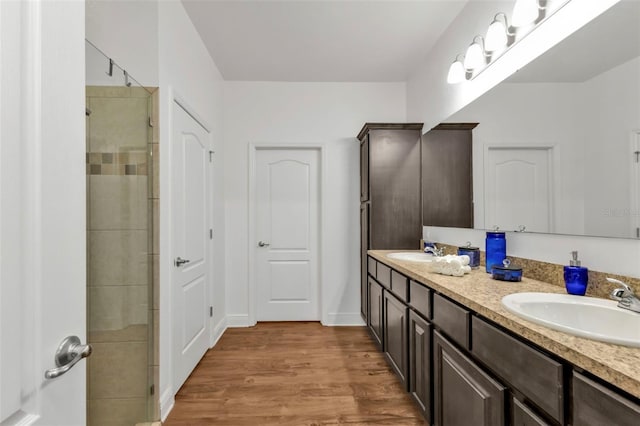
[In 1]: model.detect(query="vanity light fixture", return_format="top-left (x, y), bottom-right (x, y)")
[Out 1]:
top-left (446, 54), bottom-right (466, 84)
top-left (511, 0), bottom-right (540, 27)
top-left (485, 13), bottom-right (514, 52)
top-left (463, 36), bottom-right (488, 71)
top-left (445, 0), bottom-right (570, 85)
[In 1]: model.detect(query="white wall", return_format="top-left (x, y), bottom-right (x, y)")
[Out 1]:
top-left (223, 82), bottom-right (406, 327)
top-left (158, 0), bottom-right (226, 420)
top-left (86, 0), bottom-right (159, 86)
top-left (414, 0), bottom-right (640, 280)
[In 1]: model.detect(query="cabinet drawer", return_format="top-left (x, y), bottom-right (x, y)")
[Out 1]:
top-left (513, 398), bottom-right (551, 426)
top-left (391, 270), bottom-right (408, 302)
top-left (471, 317), bottom-right (564, 423)
top-left (377, 263), bottom-right (391, 289)
top-left (409, 280), bottom-right (431, 319)
top-left (432, 293), bottom-right (470, 349)
top-left (368, 257), bottom-right (376, 279)
top-left (573, 372), bottom-right (640, 426)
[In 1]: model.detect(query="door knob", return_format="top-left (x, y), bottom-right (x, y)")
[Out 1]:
top-left (44, 336), bottom-right (92, 379)
top-left (175, 257), bottom-right (190, 267)
top-left (258, 241), bottom-right (270, 247)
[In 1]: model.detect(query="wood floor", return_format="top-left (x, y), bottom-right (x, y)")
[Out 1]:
top-left (164, 322), bottom-right (426, 425)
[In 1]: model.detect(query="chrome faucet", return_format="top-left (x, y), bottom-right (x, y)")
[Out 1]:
top-left (424, 245), bottom-right (444, 257)
top-left (607, 278), bottom-right (640, 314)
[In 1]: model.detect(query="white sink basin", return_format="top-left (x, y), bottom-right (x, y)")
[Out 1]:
top-left (386, 252), bottom-right (435, 263)
top-left (501, 292), bottom-right (640, 347)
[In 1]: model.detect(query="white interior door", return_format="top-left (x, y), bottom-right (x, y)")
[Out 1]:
top-left (1, 1), bottom-right (87, 425)
top-left (255, 148), bottom-right (320, 321)
top-left (485, 147), bottom-right (553, 233)
top-left (171, 101), bottom-right (211, 392)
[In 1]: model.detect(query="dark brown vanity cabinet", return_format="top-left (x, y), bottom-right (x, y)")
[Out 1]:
top-left (363, 258), bottom-right (640, 426)
top-left (383, 289), bottom-right (409, 389)
top-left (358, 123), bottom-right (422, 323)
top-left (409, 310), bottom-right (432, 421)
top-left (367, 276), bottom-right (383, 350)
top-left (434, 330), bottom-right (506, 426)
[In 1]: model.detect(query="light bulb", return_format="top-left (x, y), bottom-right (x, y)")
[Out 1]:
top-left (463, 38), bottom-right (486, 71)
top-left (447, 57), bottom-right (466, 84)
top-left (485, 19), bottom-right (508, 52)
top-left (512, 0), bottom-right (539, 27)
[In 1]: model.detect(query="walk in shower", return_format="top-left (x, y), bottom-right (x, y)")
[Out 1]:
top-left (85, 40), bottom-right (159, 425)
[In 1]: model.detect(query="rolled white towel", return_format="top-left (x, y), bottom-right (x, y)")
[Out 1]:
top-left (428, 255), bottom-right (471, 277)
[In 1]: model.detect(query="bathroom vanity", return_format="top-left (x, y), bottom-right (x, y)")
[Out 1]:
top-left (366, 250), bottom-right (640, 426)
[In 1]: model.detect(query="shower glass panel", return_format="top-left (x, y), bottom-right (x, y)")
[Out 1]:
top-left (85, 40), bottom-right (155, 426)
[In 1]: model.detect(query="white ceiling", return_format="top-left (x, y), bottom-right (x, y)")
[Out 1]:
top-left (181, 0), bottom-right (468, 82)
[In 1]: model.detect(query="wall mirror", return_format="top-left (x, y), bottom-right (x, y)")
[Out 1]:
top-left (431, 1), bottom-right (640, 239)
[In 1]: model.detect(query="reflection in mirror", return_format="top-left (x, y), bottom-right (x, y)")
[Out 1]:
top-left (441, 1), bottom-right (640, 239)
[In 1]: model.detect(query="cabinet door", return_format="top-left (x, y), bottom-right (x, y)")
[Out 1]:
top-left (422, 125), bottom-right (474, 228)
top-left (434, 331), bottom-right (506, 426)
top-left (360, 204), bottom-right (370, 321)
top-left (360, 135), bottom-right (369, 202)
top-left (409, 310), bottom-right (432, 421)
top-left (369, 129), bottom-right (421, 249)
top-left (383, 290), bottom-right (408, 388)
top-left (367, 277), bottom-right (383, 349)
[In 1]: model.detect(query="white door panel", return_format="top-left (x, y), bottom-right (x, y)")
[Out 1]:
top-left (255, 149), bottom-right (319, 321)
top-left (269, 261), bottom-right (310, 301)
top-left (485, 147), bottom-right (553, 233)
top-left (172, 102), bottom-right (210, 392)
top-left (1, 1), bottom-right (86, 424)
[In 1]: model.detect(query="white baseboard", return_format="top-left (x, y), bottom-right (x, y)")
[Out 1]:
top-left (211, 316), bottom-right (227, 347)
top-left (323, 312), bottom-right (366, 326)
top-left (159, 388), bottom-right (175, 422)
top-left (227, 313), bottom-right (251, 327)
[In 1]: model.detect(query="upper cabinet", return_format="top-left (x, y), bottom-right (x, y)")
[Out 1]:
top-left (358, 123), bottom-right (423, 250)
top-left (422, 123), bottom-right (477, 229)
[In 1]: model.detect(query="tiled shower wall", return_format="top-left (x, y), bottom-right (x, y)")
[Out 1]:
top-left (86, 86), bottom-right (159, 425)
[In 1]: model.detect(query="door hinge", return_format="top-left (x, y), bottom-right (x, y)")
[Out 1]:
top-left (209, 306), bottom-right (213, 317)
top-left (636, 227), bottom-right (639, 238)
top-left (209, 150), bottom-right (215, 162)
top-left (634, 151), bottom-right (640, 163)
top-left (150, 384), bottom-right (155, 396)
top-left (209, 229), bottom-right (213, 239)
top-left (148, 116), bottom-right (154, 128)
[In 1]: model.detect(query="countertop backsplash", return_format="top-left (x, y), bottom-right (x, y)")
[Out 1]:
top-left (434, 242), bottom-right (640, 300)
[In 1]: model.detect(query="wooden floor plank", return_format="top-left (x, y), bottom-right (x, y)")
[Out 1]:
top-left (164, 322), bottom-right (426, 425)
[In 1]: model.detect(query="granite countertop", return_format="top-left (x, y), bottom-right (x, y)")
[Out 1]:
top-left (368, 249), bottom-right (640, 399)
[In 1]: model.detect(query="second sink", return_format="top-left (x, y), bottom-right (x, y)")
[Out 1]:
top-left (386, 252), bottom-right (435, 263)
top-left (501, 292), bottom-right (640, 348)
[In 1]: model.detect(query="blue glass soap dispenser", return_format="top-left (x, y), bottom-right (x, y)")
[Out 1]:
top-left (564, 251), bottom-right (588, 295)
top-left (485, 229), bottom-right (506, 273)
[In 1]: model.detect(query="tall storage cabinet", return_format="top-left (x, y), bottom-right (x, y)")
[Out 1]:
top-left (358, 123), bottom-right (423, 323)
